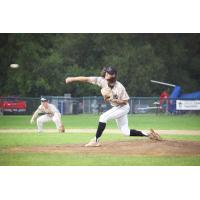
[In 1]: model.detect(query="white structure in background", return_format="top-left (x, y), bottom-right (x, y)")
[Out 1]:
top-left (176, 100), bottom-right (200, 110)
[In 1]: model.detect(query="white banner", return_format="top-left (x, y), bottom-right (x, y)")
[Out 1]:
top-left (176, 100), bottom-right (200, 110)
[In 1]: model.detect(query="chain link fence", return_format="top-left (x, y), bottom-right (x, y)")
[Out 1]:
top-left (0, 96), bottom-right (200, 115)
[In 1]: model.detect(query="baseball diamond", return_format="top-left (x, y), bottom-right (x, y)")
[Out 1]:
top-left (0, 114), bottom-right (200, 166)
top-left (0, 34), bottom-right (200, 167)
top-left (5, 139), bottom-right (200, 156)
top-left (1, 31), bottom-right (200, 200)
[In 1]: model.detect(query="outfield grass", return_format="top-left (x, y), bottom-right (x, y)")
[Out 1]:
top-left (0, 114), bottom-right (200, 166)
top-left (0, 114), bottom-right (200, 130)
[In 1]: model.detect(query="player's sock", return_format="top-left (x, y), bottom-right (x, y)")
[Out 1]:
top-left (130, 129), bottom-right (147, 137)
top-left (95, 122), bottom-right (106, 141)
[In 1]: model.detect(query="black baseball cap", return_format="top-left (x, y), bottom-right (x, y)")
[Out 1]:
top-left (105, 66), bottom-right (117, 76)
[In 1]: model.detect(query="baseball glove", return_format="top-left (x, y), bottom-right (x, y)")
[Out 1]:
top-left (101, 87), bottom-right (113, 101)
top-left (59, 124), bottom-right (65, 133)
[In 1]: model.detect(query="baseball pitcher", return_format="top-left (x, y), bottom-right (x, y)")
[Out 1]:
top-left (65, 66), bottom-right (161, 146)
top-left (30, 97), bottom-right (65, 133)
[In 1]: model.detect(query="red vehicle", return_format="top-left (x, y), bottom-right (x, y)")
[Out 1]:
top-left (0, 96), bottom-right (27, 114)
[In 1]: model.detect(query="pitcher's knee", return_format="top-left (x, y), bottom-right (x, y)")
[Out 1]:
top-left (99, 114), bottom-right (108, 123)
top-left (120, 127), bottom-right (130, 136)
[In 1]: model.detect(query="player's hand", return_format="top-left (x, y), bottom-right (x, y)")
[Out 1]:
top-left (65, 77), bottom-right (73, 84)
top-left (30, 119), bottom-right (34, 124)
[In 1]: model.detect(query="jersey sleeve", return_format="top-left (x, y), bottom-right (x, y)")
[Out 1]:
top-left (88, 77), bottom-right (105, 87)
top-left (120, 87), bottom-right (130, 101)
top-left (49, 104), bottom-right (60, 114)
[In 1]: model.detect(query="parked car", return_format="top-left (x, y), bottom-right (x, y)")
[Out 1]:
top-left (0, 96), bottom-right (27, 115)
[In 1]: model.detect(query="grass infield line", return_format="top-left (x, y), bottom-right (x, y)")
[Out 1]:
top-left (0, 129), bottom-right (200, 135)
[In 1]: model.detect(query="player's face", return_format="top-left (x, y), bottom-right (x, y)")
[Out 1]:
top-left (105, 72), bottom-right (115, 81)
top-left (41, 101), bottom-right (48, 108)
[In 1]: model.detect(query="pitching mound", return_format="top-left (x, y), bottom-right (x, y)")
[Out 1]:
top-left (7, 139), bottom-right (200, 156)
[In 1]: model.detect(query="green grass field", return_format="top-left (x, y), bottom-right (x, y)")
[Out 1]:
top-left (0, 114), bottom-right (200, 166)
top-left (0, 114), bottom-right (200, 129)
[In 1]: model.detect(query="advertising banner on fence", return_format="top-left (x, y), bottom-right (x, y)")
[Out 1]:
top-left (176, 100), bottom-right (200, 110)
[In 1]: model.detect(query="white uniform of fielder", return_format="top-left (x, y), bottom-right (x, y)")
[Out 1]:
top-left (30, 98), bottom-right (63, 133)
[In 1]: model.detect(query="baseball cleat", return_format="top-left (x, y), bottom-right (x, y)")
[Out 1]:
top-left (148, 129), bottom-right (162, 141)
top-left (85, 138), bottom-right (101, 147)
top-left (59, 124), bottom-right (65, 133)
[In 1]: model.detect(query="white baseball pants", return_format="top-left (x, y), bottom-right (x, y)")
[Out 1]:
top-left (99, 104), bottom-right (131, 136)
top-left (36, 112), bottom-right (62, 132)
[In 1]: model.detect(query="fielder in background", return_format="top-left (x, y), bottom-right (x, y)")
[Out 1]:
top-left (65, 66), bottom-right (161, 147)
top-left (30, 97), bottom-right (65, 133)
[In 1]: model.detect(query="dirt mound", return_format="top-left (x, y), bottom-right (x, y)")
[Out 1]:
top-left (7, 139), bottom-right (200, 156)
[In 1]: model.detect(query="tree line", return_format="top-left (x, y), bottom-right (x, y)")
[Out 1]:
top-left (0, 33), bottom-right (199, 97)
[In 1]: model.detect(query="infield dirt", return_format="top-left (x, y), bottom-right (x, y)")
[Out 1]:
top-left (6, 139), bottom-right (200, 156)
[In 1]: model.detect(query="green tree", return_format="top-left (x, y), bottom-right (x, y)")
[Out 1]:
top-left (0, 33), bottom-right (200, 97)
